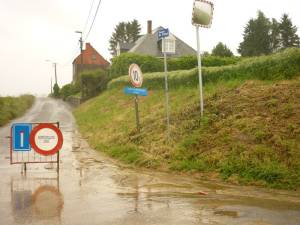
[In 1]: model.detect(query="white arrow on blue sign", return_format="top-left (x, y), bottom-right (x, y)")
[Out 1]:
top-left (158, 28), bottom-right (169, 39)
top-left (12, 123), bottom-right (32, 151)
top-left (124, 87), bottom-right (148, 96)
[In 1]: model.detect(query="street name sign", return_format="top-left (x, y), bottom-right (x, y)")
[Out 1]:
top-left (12, 123), bottom-right (32, 151)
top-left (124, 87), bottom-right (148, 96)
top-left (129, 64), bottom-right (143, 88)
top-left (158, 28), bottom-right (169, 39)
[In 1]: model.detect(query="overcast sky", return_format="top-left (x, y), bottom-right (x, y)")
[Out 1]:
top-left (0, 0), bottom-right (299, 96)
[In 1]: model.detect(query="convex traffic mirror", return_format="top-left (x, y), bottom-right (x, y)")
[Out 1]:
top-left (192, 0), bottom-right (214, 27)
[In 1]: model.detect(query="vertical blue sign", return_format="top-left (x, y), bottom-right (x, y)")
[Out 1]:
top-left (12, 123), bottom-right (32, 151)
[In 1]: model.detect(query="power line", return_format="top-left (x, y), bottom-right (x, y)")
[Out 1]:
top-left (83, 0), bottom-right (96, 34)
top-left (84, 0), bottom-right (102, 41)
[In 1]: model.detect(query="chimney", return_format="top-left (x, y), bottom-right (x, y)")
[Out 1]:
top-left (147, 20), bottom-right (152, 34)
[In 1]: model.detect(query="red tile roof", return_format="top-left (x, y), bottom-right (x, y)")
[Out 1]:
top-left (73, 43), bottom-right (110, 66)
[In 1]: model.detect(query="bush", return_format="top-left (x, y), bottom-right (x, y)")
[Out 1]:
top-left (81, 69), bottom-right (109, 100)
top-left (52, 83), bottom-right (60, 98)
top-left (110, 53), bottom-right (163, 79)
top-left (60, 83), bottom-right (80, 100)
top-left (110, 53), bottom-right (241, 79)
top-left (108, 48), bottom-right (300, 90)
top-left (0, 95), bottom-right (35, 126)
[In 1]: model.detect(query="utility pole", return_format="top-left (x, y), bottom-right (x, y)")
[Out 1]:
top-left (75, 31), bottom-right (83, 98)
top-left (51, 77), bottom-right (53, 94)
top-left (54, 62), bottom-right (57, 84)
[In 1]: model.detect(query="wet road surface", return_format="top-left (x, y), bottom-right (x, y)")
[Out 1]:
top-left (0, 98), bottom-right (300, 225)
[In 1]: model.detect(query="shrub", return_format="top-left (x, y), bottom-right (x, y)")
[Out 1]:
top-left (60, 83), bottom-right (80, 100)
top-left (110, 53), bottom-right (163, 79)
top-left (52, 83), bottom-right (60, 98)
top-left (108, 48), bottom-right (300, 90)
top-left (81, 69), bottom-right (109, 100)
top-left (0, 95), bottom-right (35, 126)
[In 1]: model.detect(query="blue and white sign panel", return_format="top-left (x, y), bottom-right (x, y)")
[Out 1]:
top-left (124, 87), bottom-right (148, 96)
top-left (12, 123), bottom-right (32, 151)
top-left (158, 28), bottom-right (169, 39)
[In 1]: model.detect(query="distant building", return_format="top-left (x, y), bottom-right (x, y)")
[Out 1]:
top-left (72, 43), bottom-right (110, 82)
top-left (116, 20), bottom-right (196, 58)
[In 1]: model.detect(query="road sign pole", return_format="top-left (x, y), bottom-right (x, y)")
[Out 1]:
top-left (196, 26), bottom-right (204, 117)
top-left (163, 40), bottom-right (170, 140)
top-left (134, 95), bottom-right (140, 133)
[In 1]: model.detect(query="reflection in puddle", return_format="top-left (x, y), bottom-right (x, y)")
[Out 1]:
top-left (214, 210), bottom-right (239, 218)
top-left (11, 175), bottom-right (64, 224)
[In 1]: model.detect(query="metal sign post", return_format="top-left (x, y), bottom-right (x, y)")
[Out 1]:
top-left (163, 49), bottom-right (170, 139)
top-left (126, 64), bottom-right (146, 133)
top-left (192, 0), bottom-right (214, 117)
top-left (196, 26), bottom-right (204, 117)
top-left (159, 28), bottom-right (172, 140)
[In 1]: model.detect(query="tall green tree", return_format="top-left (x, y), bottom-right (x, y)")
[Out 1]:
top-left (270, 18), bottom-right (281, 52)
top-left (279, 14), bottom-right (300, 49)
top-left (212, 42), bottom-right (233, 57)
top-left (238, 11), bottom-right (272, 56)
top-left (109, 20), bottom-right (141, 56)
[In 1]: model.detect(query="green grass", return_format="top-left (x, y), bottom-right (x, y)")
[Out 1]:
top-left (0, 95), bottom-right (35, 126)
top-left (74, 49), bottom-right (300, 189)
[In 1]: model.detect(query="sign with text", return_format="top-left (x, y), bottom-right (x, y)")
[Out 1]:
top-left (158, 28), bottom-right (169, 39)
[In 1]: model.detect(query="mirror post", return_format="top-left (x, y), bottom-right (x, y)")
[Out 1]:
top-left (163, 42), bottom-right (170, 140)
top-left (196, 26), bottom-right (204, 117)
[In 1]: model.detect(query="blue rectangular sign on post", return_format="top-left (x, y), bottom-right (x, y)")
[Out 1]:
top-left (12, 123), bottom-right (32, 151)
top-left (158, 28), bottom-right (169, 39)
top-left (124, 87), bottom-right (148, 96)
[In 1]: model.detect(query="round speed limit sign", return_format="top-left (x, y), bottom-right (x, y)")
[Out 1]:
top-left (129, 64), bottom-right (143, 88)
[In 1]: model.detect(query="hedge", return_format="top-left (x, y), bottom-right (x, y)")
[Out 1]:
top-left (110, 53), bottom-right (241, 79)
top-left (81, 69), bottom-right (109, 100)
top-left (108, 48), bottom-right (300, 90)
top-left (0, 95), bottom-right (35, 126)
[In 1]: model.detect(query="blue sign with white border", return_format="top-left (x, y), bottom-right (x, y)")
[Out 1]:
top-left (124, 87), bottom-right (148, 96)
top-left (158, 28), bottom-right (169, 39)
top-left (12, 123), bottom-right (32, 151)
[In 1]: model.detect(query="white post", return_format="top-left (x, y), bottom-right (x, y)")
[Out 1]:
top-left (196, 26), bottom-right (204, 117)
top-left (163, 38), bottom-right (170, 139)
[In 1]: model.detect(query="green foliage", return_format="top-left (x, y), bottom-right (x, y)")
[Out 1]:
top-left (110, 53), bottom-right (240, 78)
top-left (81, 69), bottom-right (109, 100)
top-left (110, 53), bottom-right (164, 79)
top-left (52, 83), bottom-right (60, 98)
top-left (279, 14), bottom-right (300, 49)
top-left (109, 19), bottom-right (141, 56)
top-left (212, 42), bottom-right (233, 57)
top-left (238, 11), bottom-right (272, 56)
top-left (109, 48), bottom-right (300, 90)
top-left (60, 83), bottom-right (80, 100)
top-left (0, 95), bottom-right (35, 126)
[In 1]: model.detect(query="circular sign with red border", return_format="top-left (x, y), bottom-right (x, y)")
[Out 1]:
top-left (129, 64), bottom-right (143, 88)
top-left (29, 123), bottom-right (63, 156)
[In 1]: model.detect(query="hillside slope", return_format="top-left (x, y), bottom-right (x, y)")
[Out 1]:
top-left (74, 49), bottom-right (300, 189)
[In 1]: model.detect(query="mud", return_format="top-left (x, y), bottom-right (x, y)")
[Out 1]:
top-left (0, 98), bottom-right (300, 225)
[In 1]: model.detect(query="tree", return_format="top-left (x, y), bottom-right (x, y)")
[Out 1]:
top-left (279, 14), bottom-right (300, 49)
top-left (52, 83), bottom-right (60, 98)
top-left (212, 42), bottom-right (233, 57)
top-left (270, 18), bottom-right (281, 52)
top-left (238, 11), bottom-right (272, 56)
top-left (109, 20), bottom-right (141, 56)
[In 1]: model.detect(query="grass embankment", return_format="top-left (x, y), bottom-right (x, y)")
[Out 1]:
top-left (0, 95), bottom-right (35, 126)
top-left (74, 48), bottom-right (300, 189)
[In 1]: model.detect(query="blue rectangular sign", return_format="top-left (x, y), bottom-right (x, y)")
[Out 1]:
top-left (124, 87), bottom-right (148, 96)
top-left (158, 28), bottom-right (169, 39)
top-left (12, 123), bottom-right (32, 151)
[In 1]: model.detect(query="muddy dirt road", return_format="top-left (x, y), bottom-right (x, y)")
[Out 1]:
top-left (0, 98), bottom-right (300, 225)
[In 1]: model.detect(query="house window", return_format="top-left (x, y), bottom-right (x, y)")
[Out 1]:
top-left (92, 54), bottom-right (96, 61)
top-left (162, 38), bottom-right (176, 54)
